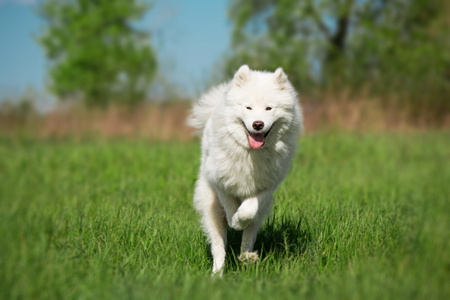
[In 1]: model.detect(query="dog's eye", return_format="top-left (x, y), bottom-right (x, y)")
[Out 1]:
top-left (266, 107), bottom-right (272, 111)
top-left (246, 106), bottom-right (252, 110)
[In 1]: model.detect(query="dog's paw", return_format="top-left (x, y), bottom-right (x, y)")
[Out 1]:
top-left (211, 268), bottom-right (224, 278)
top-left (230, 199), bottom-right (258, 230)
top-left (238, 251), bottom-right (259, 264)
top-left (230, 215), bottom-right (251, 231)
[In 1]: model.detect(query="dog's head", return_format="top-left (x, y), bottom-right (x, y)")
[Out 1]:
top-left (223, 65), bottom-right (302, 149)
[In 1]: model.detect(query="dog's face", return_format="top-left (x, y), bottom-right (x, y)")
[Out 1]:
top-left (224, 65), bottom-right (299, 149)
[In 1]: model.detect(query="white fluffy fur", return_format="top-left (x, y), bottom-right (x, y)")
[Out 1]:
top-left (189, 65), bottom-right (303, 275)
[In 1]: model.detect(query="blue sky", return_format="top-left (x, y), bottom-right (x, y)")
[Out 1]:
top-left (0, 0), bottom-right (231, 102)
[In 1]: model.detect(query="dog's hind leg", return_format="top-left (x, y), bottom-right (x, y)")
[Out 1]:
top-left (239, 220), bottom-right (263, 263)
top-left (193, 176), bottom-right (227, 275)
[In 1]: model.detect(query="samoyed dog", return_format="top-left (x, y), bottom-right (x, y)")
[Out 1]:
top-left (189, 65), bottom-right (303, 274)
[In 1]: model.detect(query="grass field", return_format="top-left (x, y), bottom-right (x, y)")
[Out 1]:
top-left (0, 132), bottom-right (449, 299)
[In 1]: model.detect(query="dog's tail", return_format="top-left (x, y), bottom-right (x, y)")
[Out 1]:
top-left (188, 83), bottom-right (228, 131)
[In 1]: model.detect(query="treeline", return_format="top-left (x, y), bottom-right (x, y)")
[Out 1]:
top-left (37, 0), bottom-right (156, 106)
top-left (223, 0), bottom-right (449, 116)
top-left (36, 0), bottom-right (449, 116)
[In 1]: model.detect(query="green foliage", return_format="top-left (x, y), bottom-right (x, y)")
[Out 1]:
top-left (37, 0), bottom-right (157, 106)
top-left (0, 133), bottom-right (449, 299)
top-left (226, 0), bottom-right (450, 109)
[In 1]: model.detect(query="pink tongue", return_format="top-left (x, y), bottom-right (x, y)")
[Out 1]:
top-left (249, 133), bottom-right (265, 149)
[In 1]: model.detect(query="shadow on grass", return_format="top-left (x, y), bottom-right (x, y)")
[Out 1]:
top-left (224, 214), bottom-right (311, 271)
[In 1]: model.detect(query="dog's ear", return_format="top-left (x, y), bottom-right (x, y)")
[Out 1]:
top-left (274, 67), bottom-right (288, 90)
top-left (233, 65), bottom-right (250, 87)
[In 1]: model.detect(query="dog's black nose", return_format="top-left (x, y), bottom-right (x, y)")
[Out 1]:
top-left (252, 121), bottom-right (264, 131)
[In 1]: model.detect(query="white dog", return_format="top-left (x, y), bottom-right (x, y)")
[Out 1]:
top-left (189, 65), bottom-right (303, 274)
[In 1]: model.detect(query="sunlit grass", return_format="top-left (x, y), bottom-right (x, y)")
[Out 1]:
top-left (0, 132), bottom-right (448, 299)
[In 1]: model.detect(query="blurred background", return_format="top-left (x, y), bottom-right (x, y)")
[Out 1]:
top-left (1, 0), bottom-right (449, 139)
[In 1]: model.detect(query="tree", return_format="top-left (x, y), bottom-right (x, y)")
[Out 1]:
top-left (37, 0), bottom-right (157, 106)
top-left (226, 0), bottom-right (449, 109)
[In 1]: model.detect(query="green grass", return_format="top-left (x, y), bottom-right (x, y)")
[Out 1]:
top-left (0, 132), bottom-right (449, 299)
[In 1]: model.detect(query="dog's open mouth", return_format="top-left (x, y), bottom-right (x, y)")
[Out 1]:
top-left (248, 127), bottom-right (272, 149)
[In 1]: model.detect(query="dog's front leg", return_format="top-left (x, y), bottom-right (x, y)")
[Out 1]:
top-left (231, 190), bottom-right (273, 231)
top-left (230, 197), bottom-right (258, 231)
top-left (194, 177), bottom-right (227, 275)
top-left (238, 192), bottom-right (274, 263)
